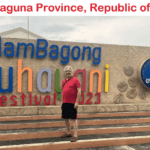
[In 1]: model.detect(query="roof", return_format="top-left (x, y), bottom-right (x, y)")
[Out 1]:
top-left (0, 27), bottom-right (45, 39)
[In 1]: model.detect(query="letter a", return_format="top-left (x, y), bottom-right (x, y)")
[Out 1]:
top-left (37, 68), bottom-right (51, 92)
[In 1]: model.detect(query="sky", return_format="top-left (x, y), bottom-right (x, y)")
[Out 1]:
top-left (0, 16), bottom-right (150, 46)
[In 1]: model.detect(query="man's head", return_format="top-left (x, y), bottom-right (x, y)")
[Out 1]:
top-left (64, 66), bottom-right (73, 79)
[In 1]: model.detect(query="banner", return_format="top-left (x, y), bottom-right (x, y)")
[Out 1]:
top-left (1, 1), bottom-right (150, 16)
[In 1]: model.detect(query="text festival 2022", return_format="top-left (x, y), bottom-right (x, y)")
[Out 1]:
top-left (0, 37), bottom-right (109, 107)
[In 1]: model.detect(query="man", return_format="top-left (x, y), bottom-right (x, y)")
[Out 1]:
top-left (61, 66), bottom-right (81, 142)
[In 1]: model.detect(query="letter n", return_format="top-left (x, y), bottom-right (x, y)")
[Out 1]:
top-left (89, 69), bottom-right (102, 93)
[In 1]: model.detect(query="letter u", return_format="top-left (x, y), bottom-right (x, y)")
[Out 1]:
top-left (0, 67), bottom-right (13, 93)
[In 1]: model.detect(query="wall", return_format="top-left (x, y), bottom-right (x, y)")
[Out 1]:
top-left (0, 37), bottom-right (150, 116)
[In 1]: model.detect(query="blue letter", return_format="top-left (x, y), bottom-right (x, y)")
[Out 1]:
top-left (72, 46), bottom-right (80, 60)
top-left (82, 46), bottom-right (91, 60)
top-left (4, 42), bottom-right (14, 57)
top-left (36, 39), bottom-right (48, 58)
top-left (60, 45), bottom-right (70, 64)
top-left (16, 42), bottom-right (34, 58)
top-left (0, 37), bottom-right (1, 56)
top-left (49, 45), bottom-right (59, 59)
top-left (92, 47), bottom-right (101, 65)
top-left (0, 67), bottom-right (13, 93)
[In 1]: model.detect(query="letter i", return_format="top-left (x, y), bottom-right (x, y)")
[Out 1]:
top-left (128, 3), bottom-right (130, 11)
top-left (105, 64), bottom-right (109, 92)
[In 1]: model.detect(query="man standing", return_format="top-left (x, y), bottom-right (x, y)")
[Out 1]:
top-left (61, 66), bottom-right (81, 142)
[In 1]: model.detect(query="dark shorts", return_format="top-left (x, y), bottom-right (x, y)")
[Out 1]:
top-left (62, 103), bottom-right (77, 119)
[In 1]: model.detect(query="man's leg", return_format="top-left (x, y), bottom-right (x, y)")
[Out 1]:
top-left (64, 119), bottom-right (72, 134)
top-left (73, 119), bottom-right (78, 137)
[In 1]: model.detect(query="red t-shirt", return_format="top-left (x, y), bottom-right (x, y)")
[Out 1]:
top-left (62, 77), bottom-right (81, 103)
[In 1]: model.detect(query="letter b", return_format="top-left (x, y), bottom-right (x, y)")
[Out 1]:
top-left (36, 39), bottom-right (48, 58)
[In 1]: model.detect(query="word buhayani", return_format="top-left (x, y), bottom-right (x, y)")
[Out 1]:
top-left (0, 60), bottom-right (109, 98)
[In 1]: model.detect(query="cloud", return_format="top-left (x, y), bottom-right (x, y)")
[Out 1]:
top-left (0, 16), bottom-right (150, 46)
top-left (0, 16), bottom-right (27, 33)
top-left (43, 16), bottom-right (150, 46)
top-left (0, 16), bottom-right (25, 26)
top-left (41, 25), bottom-right (76, 34)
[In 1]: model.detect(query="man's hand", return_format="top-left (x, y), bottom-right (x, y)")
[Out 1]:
top-left (74, 102), bottom-right (78, 109)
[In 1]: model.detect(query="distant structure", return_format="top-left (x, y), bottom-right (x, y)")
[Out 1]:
top-left (0, 27), bottom-right (44, 39)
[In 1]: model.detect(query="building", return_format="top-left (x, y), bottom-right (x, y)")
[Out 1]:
top-left (0, 27), bottom-right (44, 39)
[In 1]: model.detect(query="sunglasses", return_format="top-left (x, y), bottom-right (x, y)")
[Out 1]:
top-left (65, 70), bottom-right (72, 73)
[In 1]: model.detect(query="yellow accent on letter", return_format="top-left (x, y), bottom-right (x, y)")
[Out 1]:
top-left (105, 64), bottom-right (109, 92)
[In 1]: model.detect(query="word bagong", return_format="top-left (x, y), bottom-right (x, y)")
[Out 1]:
top-left (0, 92), bottom-right (101, 107)
top-left (0, 59), bottom-right (109, 98)
top-left (0, 37), bottom-right (101, 65)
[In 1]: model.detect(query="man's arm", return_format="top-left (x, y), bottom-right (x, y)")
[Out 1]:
top-left (61, 92), bottom-right (63, 109)
top-left (61, 81), bottom-right (63, 108)
top-left (61, 92), bottom-right (63, 104)
top-left (76, 87), bottom-right (81, 103)
top-left (74, 87), bottom-right (81, 108)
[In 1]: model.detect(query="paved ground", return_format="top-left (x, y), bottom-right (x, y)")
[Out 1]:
top-left (71, 146), bottom-right (135, 150)
top-left (72, 144), bottom-right (150, 150)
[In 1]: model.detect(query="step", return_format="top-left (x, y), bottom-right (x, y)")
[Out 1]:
top-left (0, 136), bottom-right (150, 150)
top-left (1, 111), bottom-right (150, 122)
top-left (1, 125), bottom-right (150, 141)
top-left (1, 118), bottom-right (150, 130)
top-left (1, 122), bottom-right (150, 136)
top-left (1, 112), bottom-right (150, 149)
top-left (1, 115), bottom-right (150, 125)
